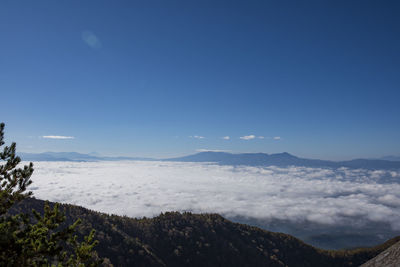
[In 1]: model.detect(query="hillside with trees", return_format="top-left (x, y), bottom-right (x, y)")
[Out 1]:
top-left (11, 197), bottom-right (400, 267)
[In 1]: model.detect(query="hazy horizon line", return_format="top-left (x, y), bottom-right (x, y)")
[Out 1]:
top-left (16, 149), bottom-right (399, 162)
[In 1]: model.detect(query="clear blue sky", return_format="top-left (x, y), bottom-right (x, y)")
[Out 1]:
top-left (1, 0), bottom-right (399, 160)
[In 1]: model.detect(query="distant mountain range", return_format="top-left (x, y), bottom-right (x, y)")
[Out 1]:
top-left (19, 152), bottom-right (153, 162)
top-left (167, 151), bottom-right (400, 170)
top-left (19, 151), bottom-right (400, 170)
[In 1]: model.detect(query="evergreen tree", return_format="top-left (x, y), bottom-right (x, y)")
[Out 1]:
top-left (0, 123), bottom-right (103, 266)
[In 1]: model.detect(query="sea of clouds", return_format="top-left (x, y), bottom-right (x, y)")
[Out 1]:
top-left (25, 161), bottom-right (400, 230)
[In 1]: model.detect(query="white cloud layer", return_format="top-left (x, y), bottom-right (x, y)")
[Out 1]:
top-left (273, 136), bottom-right (281, 140)
top-left (240, 135), bottom-right (256, 140)
top-left (25, 161), bottom-right (400, 230)
top-left (42, 136), bottom-right (74, 139)
top-left (222, 136), bottom-right (230, 140)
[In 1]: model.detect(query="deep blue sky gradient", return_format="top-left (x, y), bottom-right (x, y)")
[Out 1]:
top-left (1, 1), bottom-right (399, 159)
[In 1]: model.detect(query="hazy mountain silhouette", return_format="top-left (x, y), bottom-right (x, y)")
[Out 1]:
top-left (19, 152), bottom-right (153, 162)
top-left (166, 152), bottom-right (400, 170)
top-left (19, 151), bottom-right (400, 170)
top-left (379, 155), bottom-right (400, 162)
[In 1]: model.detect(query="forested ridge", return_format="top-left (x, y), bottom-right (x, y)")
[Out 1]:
top-left (11, 197), bottom-right (400, 267)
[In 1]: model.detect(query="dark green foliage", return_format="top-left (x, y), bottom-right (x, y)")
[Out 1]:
top-left (0, 123), bottom-right (33, 216)
top-left (0, 123), bottom-right (102, 266)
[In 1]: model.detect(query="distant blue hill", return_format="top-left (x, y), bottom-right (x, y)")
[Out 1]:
top-left (165, 152), bottom-right (400, 170)
top-left (18, 152), bottom-right (153, 162)
top-left (379, 155), bottom-right (400, 162)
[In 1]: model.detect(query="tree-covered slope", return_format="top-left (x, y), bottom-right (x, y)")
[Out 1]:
top-left (12, 198), bottom-right (400, 267)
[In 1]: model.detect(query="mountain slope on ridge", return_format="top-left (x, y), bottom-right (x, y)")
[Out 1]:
top-left (11, 198), bottom-right (400, 267)
top-left (361, 240), bottom-right (400, 267)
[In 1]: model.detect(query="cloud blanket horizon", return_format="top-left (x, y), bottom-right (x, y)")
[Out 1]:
top-left (26, 161), bottom-right (400, 230)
